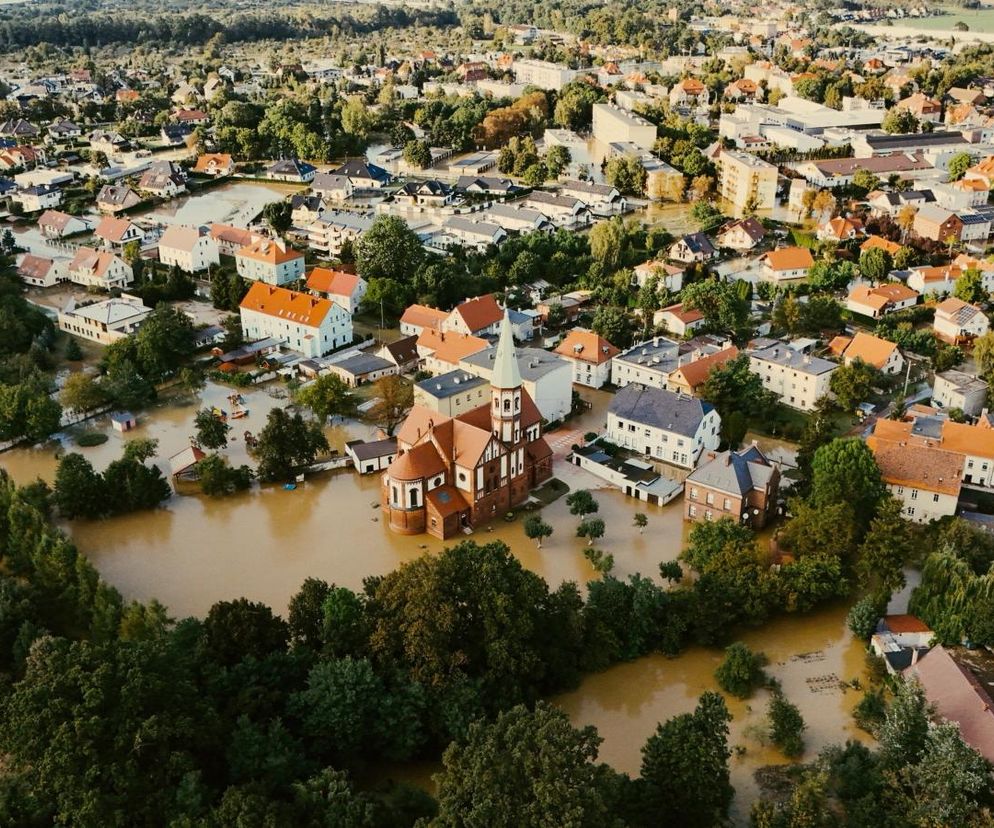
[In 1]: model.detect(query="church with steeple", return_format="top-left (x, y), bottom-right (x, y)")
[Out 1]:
top-left (381, 313), bottom-right (554, 539)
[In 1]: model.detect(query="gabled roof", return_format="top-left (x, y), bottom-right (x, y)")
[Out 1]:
top-left (401, 304), bottom-right (448, 331)
top-left (860, 234), bottom-right (902, 255)
top-left (239, 283), bottom-right (335, 328)
top-left (761, 246), bottom-right (814, 271)
top-left (306, 266), bottom-right (360, 298)
top-left (838, 331), bottom-right (900, 369)
top-left (236, 237), bottom-right (304, 265)
top-left (95, 215), bottom-right (139, 243)
top-left (159, 225), bottom-right (204, 253)
top-left (609, 384), bottom-right (714, 436)
top-left (686, 444), bottom-right (776, 496)
top-left (450, 294), bottom-right (502, 333)
top-left (670, 346), bottom-right (739, 390)
top-left (333, 158), bottom-right (390, 183)
top-left (18, 254), bottom-right (55, 280)
top-left (555, 329), bottom-right (619, 365)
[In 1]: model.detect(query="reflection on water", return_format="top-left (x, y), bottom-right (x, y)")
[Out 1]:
top-left (139, 180), bottom-right (298, 227)
top-left (554, 602), bottom-right (872, 825)
top-left (0, 382), bottom-right (694, 617)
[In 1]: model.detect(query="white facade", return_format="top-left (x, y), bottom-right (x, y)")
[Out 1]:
top-left (606, 402), bottom-right (721, 469)
top-left (749, 344), bottom-right (837, 412)
top-left (158, 228), bottom-right (220, 273)
top-left (888, 483), bottom-right (958, 523)
top-left (512, 60), bottom-right (576, 91)
top-left (592, 104), bottom-right (657, 151)
top-left (240, 294), bottom-right (352, 358)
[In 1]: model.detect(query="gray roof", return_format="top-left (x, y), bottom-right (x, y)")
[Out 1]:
top-left (443, 215), bottom-right (505, 239)
top-left (346, 437), bottom-right (397, 461)
top-left (750, 343), bottom-right (836, 376)
top-left (608, 384), bottom-right (714, 436)
top-left (686, 444), bottom-right (776, 496)
top-left (417, 369), bottom-right (487, 399)
top-left (463, 345), bottom-right (568, 381)
top-left (935, 369), bottom-right (988, 393)
top-left (911, 415), bottom-right (945, 439)
top-left (313, 211), bottom-right (374, 232)
top-left (311, 172), bottom-right (351, 191)
top-left (614, 337), bottom-right (681, 372)
top-left (332, 352), bottom-right (393, 376)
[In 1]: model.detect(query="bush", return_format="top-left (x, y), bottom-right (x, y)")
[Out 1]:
top-left (847, 596), bottom-right (882, 641)
top-left (714, 642), bottom-right (767, 698)
top-left (76, 431), bottom-right (108, 447)
top-left (854, 688), bottom-right (887, 735)
top-left (768, 691), bottom-right (805, 757)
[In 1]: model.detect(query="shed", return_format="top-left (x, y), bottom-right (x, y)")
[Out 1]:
top-left (110, 411), bottom-right (136, 432)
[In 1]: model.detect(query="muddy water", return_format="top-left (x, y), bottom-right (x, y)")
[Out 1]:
top-left (139, 180), bottom-right (298, 228)
top-left (0, 383), bottom-right (690, 617)
top-left (554, 602), bottom-right (872, 825)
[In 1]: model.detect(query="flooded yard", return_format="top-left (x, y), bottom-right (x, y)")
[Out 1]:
top-left (0, 382), bottom-right (693, 617)
top-left (554, 602), bottom-right (872, 825)
top-left (138, 179), bottom-right (299, 227)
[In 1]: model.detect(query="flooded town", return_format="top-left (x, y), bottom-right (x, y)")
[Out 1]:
top-left (2, 0), bottom-right (994, 824)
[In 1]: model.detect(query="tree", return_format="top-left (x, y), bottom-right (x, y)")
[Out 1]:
top-left (811, 189), bottom-right (836, 219)
top-left (263, 200), bottom-right (293, 234)
top-left (878, 679), bottom-right (931, 769)
top-left (847, 594), bottom-right (884, 640)
top-left (859, 247), bottom-right (893, 283)
top-left (882, 107), bottom-right (919, 134)
top-left (433, 703), bottom-right (616, 827)
top-left (402, 139), bottom-right (431, 169)
top-left (857, 496), bottom-right (916, 602)
top-left (852, 168), bottom-right (881, 193)
top-left (583, 548), bottom-right (614, 574)
top-left (681, 278), bottom-right (749, 334)
top-left (700, 355), bottom-right (777, 446)
top-left (633, 513), bottom-right (647, 534)
top-left (52, 452), bottom-right (106, 518)
top-left (714, 642), bottom-right (767, 698)
top-left (196, 453), bottom-right (253, 496)
top-left (948, 151), bottom-right (972, 181)
top-left (975, 330), bottom-right (994, 382)
top-left (953, 267), bottom-right (987, 304)
top-left (807, 259), bottom-right (856, 292)
top-left (203, 597), bottom-right (289, 666)
top-left (604, 155), bottom-right (646, 195)
top-left (577, 517), bottom-right (605, 546)
top-left (589, 217), bottom-right (627, 271)
top-left (829, 358), bottom-right (880, 412)
top-left (61, 371), bottom-right (106, 415)
top-left (366, 375), bottom-right (412, 436)
top-left (768, 691), bottom-right (805, 757)
top-left (64, 338), bottom-right (82, 361)
top-left (810, 438), bottom-right (885, 533)
top-left (896, 204), bottom-right (917, 242)
top-left (523, 515), bottom-right (553, 548)
top-left (254, 408), bottom-right (329, 482)
top-left (639, 692), bottom-right (733, 828)
top-left (355, 215), bottom-right (424, 282)
top-left (193, 407), bottom-right (230, 450)
top-left (659, 560), bottom-right (683, 583)
top-left (591, 306), bottom-right (634, 349)
top-left (294, 373), bottom-right (357, 424)
top-left (566, 489), bottom-right (599, 520)
top-left (131, 304), bottom-right (195, 383)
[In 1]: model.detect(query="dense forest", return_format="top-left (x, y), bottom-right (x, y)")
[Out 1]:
top-left (0, 4), bottom-right (459, 50)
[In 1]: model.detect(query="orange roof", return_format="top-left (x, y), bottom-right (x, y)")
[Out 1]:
top-left (210, 224), bottom-right (257, 247)
top-left (867, 434), bottom-right (963, 495)
top-left (401, 304), bottom-right (449, 331)
top-left (389, 441), bottom-right (447, 482)
top-left (426, 484), bottom-right (470, 518)
top-left (941, 420), bottom-right (994, 459)
top-left (884, 614), bottom-right (932, 634)
top-left (915, 265), bottom-right (962, 284)
top-left (860, 234), bottom-right (902, 256)
top-left (95, 216), bottom-right (137, 242)
top-left (678, 77), bottom-right (706, 93)
top-left (661, 302), bottom-right (704, 324)
top-left (841, 331), bottom-right (899, 369)
top-left (670, 346), bottom-right (739, 390)
top-left (450, 294), bottom-right (502, 333)
top-left (849, 282), bottom-right (918, 309)
top-left (821, 216), bottom-right (862, 238)
top-left (762, 246), bottom-right (814, 272)
top-left (848, 285), bottom-right (890, 311)
top-left (239, 283), bottom-right (334, 327)
top-left (416, 328), bottom-right (489, 364)
top-left (193, 153), bottom-right (232, 173)
top-left (236, 237), bottom-right (303, 265)
top-left (306, 266), bottom-right (360, 298)
top-left (954, 253), bottom-right (994, 272)
top-left (554, 329), bottom-right (620, 364)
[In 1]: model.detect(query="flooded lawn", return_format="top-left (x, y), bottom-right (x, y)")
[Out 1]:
top-left (0, 382), bottom-right (693, 617)
top-left (138, 179), bottom-right (299, 227)
top-left (553, 602), bottom-right (872, 825)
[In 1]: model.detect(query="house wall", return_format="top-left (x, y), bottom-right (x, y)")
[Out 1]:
top-left (239, 304), bottom-right (351, 358)
top-left (236, 254), bottom-right (305, 286)
top-left (888, 483), bottom-right (958, 523)
top-left (606, 409), bottom-right (720, 469)
top-left (749, 356), bottom-right (835, 411)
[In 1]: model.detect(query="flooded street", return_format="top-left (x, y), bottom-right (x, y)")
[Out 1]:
top-left (554, 602), bottom-right (872, 825)
top-left (139, 179), bottom-right (299, 227)
top-left (0, 382), bottom-right (691, 617)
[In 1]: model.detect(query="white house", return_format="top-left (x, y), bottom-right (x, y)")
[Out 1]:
top-left (67, 246), bottom-right (133, 290)
top-left (631, 260), bottom-right (685, 293)
top-left (14, 184), bottom-right (61, 212)
top-left (932, 369), bottom-right (988, 417)
top-left (158, 225), bottom-right (220, 273)
top-left (239, 283), bottom-right (353, 358)
top-left (94, 215), bottom-right (143, 248)
top-left (759, 246), bottom-right (815, 282)
top-left (37, 210), bottom-right (90, 237)
top-left (17, 253), bottom-right (66, 287)
top-left (749, 340), bottom-right (837, 411)
top-left (554, 329), bottom-right (620, 388)
top-left (58, 294), bottom-right (152, 344)
top-left (933, 297), bottom-right (990, 344)
top-left (607, 384), bottom-right (721, 469)
top-left (235, 237), bottom-right (306, 286)
top-left (307, 212), bottom-right (374, 257)
top-left (305, 267), bottom-right (367, 315)
top-left (655, 303), bottom-right (706, 337)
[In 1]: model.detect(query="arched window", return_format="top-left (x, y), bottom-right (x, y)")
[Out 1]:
top-left (504, 398), bottom-right (511, 412)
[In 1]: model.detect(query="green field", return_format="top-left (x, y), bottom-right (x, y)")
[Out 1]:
top-left (893, 5), bottom-right (994, 33)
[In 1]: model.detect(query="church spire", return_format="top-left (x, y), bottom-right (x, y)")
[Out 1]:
top-left (492, 311), bottom-right (521, 390)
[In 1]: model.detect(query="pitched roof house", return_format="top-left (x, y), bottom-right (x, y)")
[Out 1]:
top-left (555, 329), bottom-right (621, 388)
top-left (829, 331), bottom-right (904, 374)
top-left (684, 444), bottom-right (781, 529)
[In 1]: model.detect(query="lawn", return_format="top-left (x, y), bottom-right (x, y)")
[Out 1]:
top-left (788, 229), bottom-right (817, 249)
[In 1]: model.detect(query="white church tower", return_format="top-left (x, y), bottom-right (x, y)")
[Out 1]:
top-left (491, 312), bottom-right (522, 445)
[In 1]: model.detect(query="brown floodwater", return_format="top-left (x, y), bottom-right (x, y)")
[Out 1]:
top-left (1, 381), bottom-right (860, 822)
top-left (0, 382), bottom-right (689, 617)
top-left (554, 602), bottom-right (872, 824)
